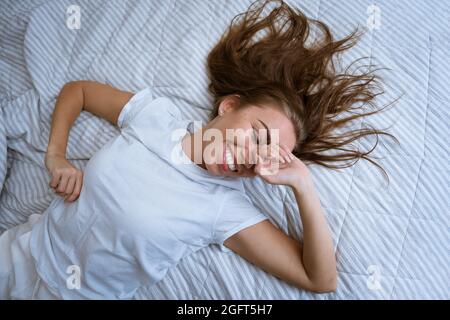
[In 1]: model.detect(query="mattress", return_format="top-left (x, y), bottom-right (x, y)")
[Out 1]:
top-left (0, 0), bottom-right (448, 299)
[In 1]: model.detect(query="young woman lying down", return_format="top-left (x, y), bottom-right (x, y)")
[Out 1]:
top-left (0, 0), bottom-right (395, 299)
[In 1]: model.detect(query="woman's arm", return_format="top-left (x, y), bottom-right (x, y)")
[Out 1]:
top-left (223, 146), bottom-right (337, 293)
top-left (291, 176), bottom-right (337, 289)
top-left (45, 81), bottom-right (133, 202)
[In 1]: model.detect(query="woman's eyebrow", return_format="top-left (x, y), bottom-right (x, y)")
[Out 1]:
top-left (257, 119), bottom-right (271, 144)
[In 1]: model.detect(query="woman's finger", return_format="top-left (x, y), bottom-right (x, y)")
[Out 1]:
top-left (280, 144), bottom-right (295, 161)
top-left (49, 171), bottom-right (62, 189)
top-left (262, 144), bottom-right (278, 163)
top-left (64, 176), bottom-right (76, 196)
top-left (264, 144), bottom-right (288, 165)
top-left (56, 174), bottom-right (69, 193)
top-left (272, 144), bottom-right (286, 164)
top-left (258, 144), bottom-right (270, 160)
top-left (278, 145), bottom-right (291, 163)
top-left (67, 173), bottom-right (83, 202)
top-left (254, 155), bottom-right (264, 174)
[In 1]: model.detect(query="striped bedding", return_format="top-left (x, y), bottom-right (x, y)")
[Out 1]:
top-left (0, 0), bottom-right (448, 299)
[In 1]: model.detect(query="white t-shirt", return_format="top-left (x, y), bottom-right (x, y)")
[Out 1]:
top-left (29, 88), bottom-right (268, 299)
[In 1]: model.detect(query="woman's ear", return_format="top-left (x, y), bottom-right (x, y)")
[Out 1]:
top-left (218, 95), bottom-right (240, 116)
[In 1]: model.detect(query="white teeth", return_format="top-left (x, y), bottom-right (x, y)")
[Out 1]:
top-left (225, 146), bottom-right (236, 171)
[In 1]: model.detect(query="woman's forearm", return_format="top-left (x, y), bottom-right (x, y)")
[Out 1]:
top-left (46, 82), bottom-right (84, 157)
top-left (292, 178), bottom-right (337, 289)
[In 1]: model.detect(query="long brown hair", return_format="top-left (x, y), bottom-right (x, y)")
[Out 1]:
top-left (207, 0), bottom-right (398, 179)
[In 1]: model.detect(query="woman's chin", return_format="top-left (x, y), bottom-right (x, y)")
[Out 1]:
top-left (203, 163), bottom-right (224, 176)
top-left (205, 163), bottom-right (234, 177)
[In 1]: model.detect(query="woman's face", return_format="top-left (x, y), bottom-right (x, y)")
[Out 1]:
top-left (198, 96), bottom-right (297, 177)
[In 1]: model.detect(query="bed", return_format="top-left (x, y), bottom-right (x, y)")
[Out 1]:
top-left (0, 0), bottom-right (448, 299)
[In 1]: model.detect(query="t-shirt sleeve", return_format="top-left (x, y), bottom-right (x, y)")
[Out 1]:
top-left (117, 87), bottom-right (153, 129)
top-left (212, 190), bottom-right (269, 253)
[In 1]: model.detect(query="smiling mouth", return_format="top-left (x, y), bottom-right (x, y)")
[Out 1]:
top-left (223, 144), bottom-right (238, 172)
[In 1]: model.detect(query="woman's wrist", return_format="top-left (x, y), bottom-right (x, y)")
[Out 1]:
top-left (289, 173), bottom-right (316, 198)
top-left (46, 144), bottom-right (66, 158)
top-left (291, 175), bottom-right (323, 221)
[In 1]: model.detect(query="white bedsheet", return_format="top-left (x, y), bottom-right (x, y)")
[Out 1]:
top-left (0, 0), bottom-right (448, 299)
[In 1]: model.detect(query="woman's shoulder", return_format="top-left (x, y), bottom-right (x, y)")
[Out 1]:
top-left (119, 89), bottom-right (183, 129)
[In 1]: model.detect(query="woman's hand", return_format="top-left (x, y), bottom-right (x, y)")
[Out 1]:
top-left (255, 144), bottom-right (313, 194)
top-left (45, 152), bottom-right (83, 202)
